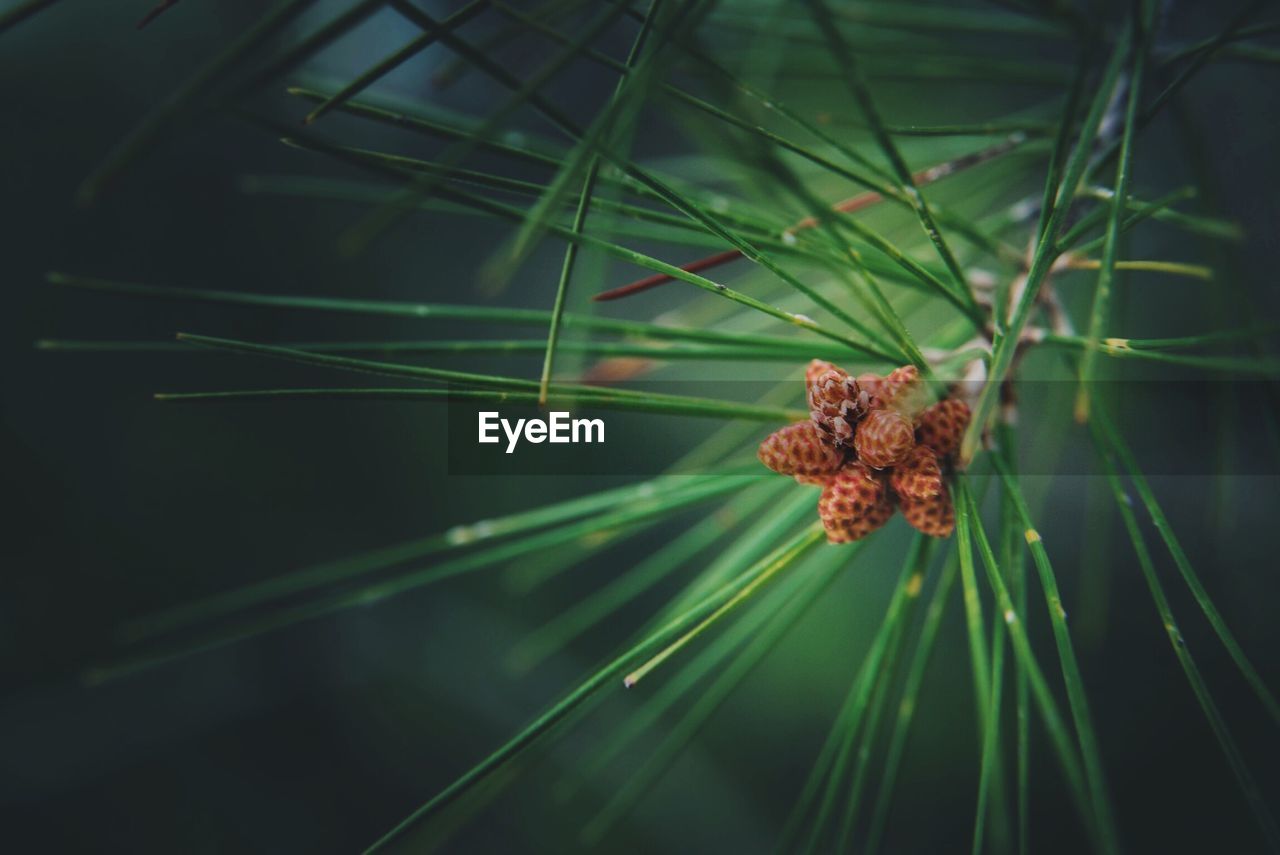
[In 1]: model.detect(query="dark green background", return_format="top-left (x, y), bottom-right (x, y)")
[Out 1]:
top-left (3, 1), bottom-right (1279, 852)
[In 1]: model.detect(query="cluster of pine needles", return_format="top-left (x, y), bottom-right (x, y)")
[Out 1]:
top-left (13, 0), bottom-right (1280, 850)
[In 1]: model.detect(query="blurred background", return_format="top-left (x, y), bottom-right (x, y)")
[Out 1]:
top-left (3, 1), bottom-right (1279, 851)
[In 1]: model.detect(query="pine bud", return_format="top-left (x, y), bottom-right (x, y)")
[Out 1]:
top-left (808, 364), bottom-right (869, 449)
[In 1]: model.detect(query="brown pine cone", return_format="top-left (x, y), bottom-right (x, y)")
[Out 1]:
top-left (900, 484), bottom-right (956, 538)
top-left (854, 408), bottom-right (916, 469)
top-left (889, 445), bottom-right (944, 500)
top-left (818, 463), bottom-right (896, 543)
top-left (915, 398), bottom-right (971, 459)
top-left (757, 421), bottom-right (845, 477)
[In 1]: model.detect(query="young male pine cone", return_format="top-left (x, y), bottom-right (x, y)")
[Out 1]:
top-left (889, 445), bottom-right (944, 500)
top-left (817, 463), bottom-right (896, 543)
top-left (900, 484), bottom-right (957, 538)
top-left (757, 421), bottom-right (844, 478)
top-left (756, 359), bottom-right (971, 543)
top-left (915, 397), bottom-right (971, 458)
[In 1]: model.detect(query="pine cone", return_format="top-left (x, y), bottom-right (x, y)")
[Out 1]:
top-left (900, 485), bottom-right (956, 538)
top-left (915, 398), bottom-right (971, 458)
top-left (794, 473), bottom-right (834, 487)
top-left (818, 463), bottom-right (895, 543)
top-left (854, 408), bottom-right (916, 469)
top-left (758, 421), bottom-right (845, 476)
top-left (889, 445), bottom-right (944, 500)
top-left (808, 365), bottom-right (869, 449)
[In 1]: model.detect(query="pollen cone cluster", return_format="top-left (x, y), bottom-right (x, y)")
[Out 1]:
top-left (757, 360), bottom-right (971, 543)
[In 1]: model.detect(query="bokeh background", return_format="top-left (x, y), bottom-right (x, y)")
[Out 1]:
top-left (3, 1), bottom-right (1279, 852)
